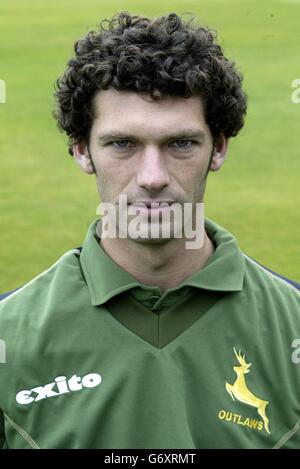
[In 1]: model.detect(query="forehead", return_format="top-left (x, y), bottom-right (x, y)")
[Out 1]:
top-left (91, 88), bottom-right (210, 137)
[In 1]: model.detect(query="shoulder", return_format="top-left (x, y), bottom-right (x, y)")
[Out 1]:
top-left (244, 256), bottom-right (300, 291)
top-left (244, 254), bottom-right (300, 291)
top-left (0, 291), bottom-right (16, 300)
top-left (0, 249), bottom-right (82, 322)
top-left (206, 217), bottom-right (300, 298)
top-left (243, 254), bottom-right (300, 314)
top-left (0, 248), bottom-right (87, 383)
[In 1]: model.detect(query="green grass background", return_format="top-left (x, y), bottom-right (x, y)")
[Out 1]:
top-left (0, 0), bottom-right (299, 290)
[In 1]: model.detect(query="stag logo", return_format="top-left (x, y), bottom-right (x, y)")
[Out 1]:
top-left (226, 348), bottom-right (270, 434)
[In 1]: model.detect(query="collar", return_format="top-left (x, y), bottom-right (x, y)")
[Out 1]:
top-left (79, 218), bottom-right (245, 306)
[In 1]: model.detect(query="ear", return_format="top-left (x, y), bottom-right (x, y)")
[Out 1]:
top-left (73, 141), bottom-right (95, 174)
top-left (209, 134), bottom-right (228, 172)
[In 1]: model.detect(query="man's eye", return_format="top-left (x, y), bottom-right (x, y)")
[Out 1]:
top-left (171, 140), bottom-right (194, 149)
top-left (111, 140), bottom-right (131, 149)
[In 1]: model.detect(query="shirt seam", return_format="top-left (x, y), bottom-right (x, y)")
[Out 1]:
top-left (4, 413), bottom-right (40, 449)
top-left (272, 417), bottom-right (300, 449)
top-left (244, 254), bottom-right (300, 294)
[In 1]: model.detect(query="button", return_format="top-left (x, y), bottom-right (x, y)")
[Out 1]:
top-left (149, 296), bottom-right (160, 302)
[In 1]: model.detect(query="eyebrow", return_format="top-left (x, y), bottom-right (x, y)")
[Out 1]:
top-left (97, 129), bottom-right (206, 143)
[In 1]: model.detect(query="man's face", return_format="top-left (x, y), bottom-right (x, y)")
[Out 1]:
top-left (74, 88), bottom-right (227, 242)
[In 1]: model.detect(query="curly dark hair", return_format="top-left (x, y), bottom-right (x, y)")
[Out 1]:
top-left (53, 11), bottom-right (247, 155)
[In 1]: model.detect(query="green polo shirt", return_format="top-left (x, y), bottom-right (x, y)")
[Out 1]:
top-left (0, 218), bottom-right (299, 449)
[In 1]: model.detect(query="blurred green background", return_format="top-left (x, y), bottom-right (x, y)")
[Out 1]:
top-left (0, 0), bottom-right (299, 290)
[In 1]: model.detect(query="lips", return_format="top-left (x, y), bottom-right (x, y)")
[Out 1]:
top-left (129, 201), bottom-right (175, 208)
top-left (127, 202), bottom-right (176, 217)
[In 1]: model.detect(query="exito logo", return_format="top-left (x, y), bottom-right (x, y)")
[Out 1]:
top-left (0, 79), bottom-right (6, 104)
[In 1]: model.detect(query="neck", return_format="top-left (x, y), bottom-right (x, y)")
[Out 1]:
top-left (100, 231), bottom-right (215, 292)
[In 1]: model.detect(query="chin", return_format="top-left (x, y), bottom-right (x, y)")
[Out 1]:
top-left (127, 226), bottom-right (181, 245)
top-left (118, 219), bottom-right (185, 244)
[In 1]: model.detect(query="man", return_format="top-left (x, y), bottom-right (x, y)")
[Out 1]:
top-left (0, 12), bottom-right (299, 449)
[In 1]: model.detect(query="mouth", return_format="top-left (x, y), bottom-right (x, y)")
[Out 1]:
top-left (129, 201), bottom-right (175, 208)
top-left (128, 200), bottom-right (175, 219)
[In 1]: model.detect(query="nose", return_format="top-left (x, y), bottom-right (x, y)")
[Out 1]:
top-left (136, 147), bottom-right (170, 192)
